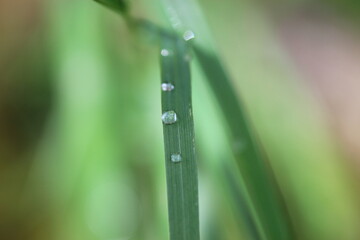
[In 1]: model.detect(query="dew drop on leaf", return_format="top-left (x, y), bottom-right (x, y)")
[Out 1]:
top-left (161, 83), bottom-right (175, 92)
top-left (183, 30), bottom-right (195, 41)
top-left (162, 111), bottom-right (178, 125)
top-left (161, 49), bottom-right (170, 56)
top-left (171, 154), bottom-right (182, 163)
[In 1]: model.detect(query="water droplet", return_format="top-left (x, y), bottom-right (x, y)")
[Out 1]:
top-left (161, 83), bottom-right (175, 92)
top-left (171, 154), bottom-right (182, 163)
top-left (161, 49), bottom-right (170, 57)
top-left (183, 30), bottom-right (195, 41)
top-left (162, 111), bottom-right (178, 125)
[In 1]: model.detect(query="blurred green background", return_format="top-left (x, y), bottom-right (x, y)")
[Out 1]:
top-left (1, 0), bottom-right (360, 239)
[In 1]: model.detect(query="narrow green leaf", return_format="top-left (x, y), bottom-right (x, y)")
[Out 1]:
top-left (160, 36), bottom-right (200, 240)
top-left (93, 0), bottom-right (128, 13)
top-left (193, 46), bottom-right (293, 240)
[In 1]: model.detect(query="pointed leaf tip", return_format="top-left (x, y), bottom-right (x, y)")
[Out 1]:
top-left (93, 0), bottom-right (128, 13)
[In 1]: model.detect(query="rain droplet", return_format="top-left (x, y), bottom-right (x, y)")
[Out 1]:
top-left (161, 49), bottom-right (170, 57)
top-left (183, 30), bottom-right (195, 41)
top-left (161, 83), bottom-right (175, 92)
top-left (162, 111), bottom-right (178, 125)
top-left (171, 154), bottom-right (182, 163)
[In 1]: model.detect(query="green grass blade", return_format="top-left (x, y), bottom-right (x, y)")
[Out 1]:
top-left (193, 46), bottom-right (293, 240)
top-left (222, 164), bottom-right (262, 240)
top-left (93, 0), bottom-right (128, 13)
top-left (160, 36), bottom-right (200, 240)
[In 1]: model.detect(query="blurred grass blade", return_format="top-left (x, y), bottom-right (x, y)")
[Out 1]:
top-left (194, 46), bottom-right (293, 239)
top-left (223, 164), bottom-right (262, 240)
top-left (93, 0), bottom-right (128, 13)
top-left (160, 36), bottom-right (200, 240)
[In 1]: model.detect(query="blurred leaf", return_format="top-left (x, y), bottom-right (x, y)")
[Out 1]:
top-left (193, 45), bottom-right (293, 240)
top-left (93, 0), bottom-right (128, 13)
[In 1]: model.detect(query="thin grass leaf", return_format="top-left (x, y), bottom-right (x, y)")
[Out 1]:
top-left (222, 164), bottom-right (261, 240)
top-left (160, 36), bottom-right (200, 240)
top-left (193, 46), bottom-right (293, 240)
top-left (93, 0), bottom-right (128, 13)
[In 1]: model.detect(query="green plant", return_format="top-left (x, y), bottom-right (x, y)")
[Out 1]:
top-left (92, 0), bottom-right (293, 239)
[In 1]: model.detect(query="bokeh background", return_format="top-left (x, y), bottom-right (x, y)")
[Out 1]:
top-left (1, 0), bottom-right (360, 239)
